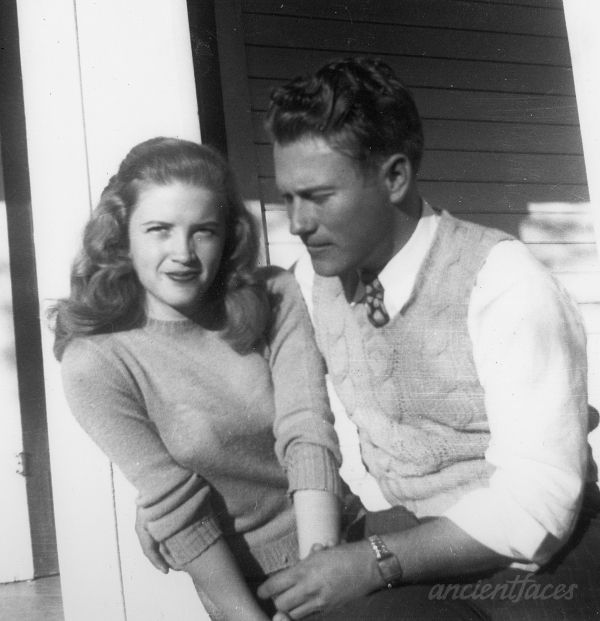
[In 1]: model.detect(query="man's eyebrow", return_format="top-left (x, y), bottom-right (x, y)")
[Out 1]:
top-left (281, 184), bottom-right (335, 195)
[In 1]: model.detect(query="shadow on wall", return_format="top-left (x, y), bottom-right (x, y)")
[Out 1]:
top-left (0, 161), bottom-right (18, 369)
top-left (263, 197), bottom-right (598, 279)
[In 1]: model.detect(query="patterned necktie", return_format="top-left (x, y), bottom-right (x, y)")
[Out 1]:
top-left (360, 272), bottom-right (390, 327)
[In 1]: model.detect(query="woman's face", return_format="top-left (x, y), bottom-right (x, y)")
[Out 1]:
top-left (128, 181), bottom-right (226, 321)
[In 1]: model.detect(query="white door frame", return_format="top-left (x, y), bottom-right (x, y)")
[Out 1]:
top-left (16, 1), bottom-right (209, 618)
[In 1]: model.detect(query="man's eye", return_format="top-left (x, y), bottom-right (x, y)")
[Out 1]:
top-left (311, 194), bottom-right (331, 205)
top-left (146, 225), bottom-right (167, 233)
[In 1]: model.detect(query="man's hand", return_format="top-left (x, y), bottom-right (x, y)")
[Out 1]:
top-left (135, 508), bottom-right (170, 574)
top-left (258, 541), bottom-right (380, 619)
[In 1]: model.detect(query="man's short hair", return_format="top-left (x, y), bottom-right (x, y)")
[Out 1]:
top-left (265, 57), bottom-right (424, 173)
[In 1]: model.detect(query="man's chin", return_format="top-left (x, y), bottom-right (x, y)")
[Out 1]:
top-left (309, 256), bottom-right (348, 278)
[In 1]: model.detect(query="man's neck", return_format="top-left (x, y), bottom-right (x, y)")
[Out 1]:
top-left (389, 190), bottom-right (423, 260)
top-left (340, 192), bottom-right (423, 300)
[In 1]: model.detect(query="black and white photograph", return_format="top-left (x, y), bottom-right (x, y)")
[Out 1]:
top-left (1, 1), bottom-right (599, 619)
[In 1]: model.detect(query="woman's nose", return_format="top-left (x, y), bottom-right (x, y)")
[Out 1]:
top-left (170, 231), bottom-right (196, 263)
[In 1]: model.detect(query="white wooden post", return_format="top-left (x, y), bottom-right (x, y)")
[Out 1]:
top-left (564, 0), bottom-right (600, 253)
top-left (563, 0), bottom-right (600, 456)
top-left (16, 1), bottom-right (209, 618)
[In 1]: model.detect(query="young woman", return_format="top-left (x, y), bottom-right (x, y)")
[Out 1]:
top-left (52, 137), bottom-right (342, 620)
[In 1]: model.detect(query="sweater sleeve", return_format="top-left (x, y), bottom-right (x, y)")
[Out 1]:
top-left (263, 267), bottom-right (343, 499)
top-left (61, 338), bottom-right (221, 568)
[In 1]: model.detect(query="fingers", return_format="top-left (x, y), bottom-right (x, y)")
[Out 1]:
top-left (146, 543), bottom-right (170, 574)
top-left (271, 582), bottom-right (322, 619)
top-left (272, 612), bottom-right (292, 621)
top-left (258, 568), bottom-right (299, 600)
top-left (309, 539), bottom-right (337, 555)
top-left (288, 602), bottom-right (323, 620)
top-left (135, 521), bottom-right (169, 574)
top-left (260, 574), bottom-right (320, 618)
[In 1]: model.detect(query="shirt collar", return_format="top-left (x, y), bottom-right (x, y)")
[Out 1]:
top-left (376, 200), bottom-right (440, 318)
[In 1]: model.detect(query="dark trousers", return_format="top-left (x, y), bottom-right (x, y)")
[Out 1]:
top-left (318, 486), bottom-right (600, 621)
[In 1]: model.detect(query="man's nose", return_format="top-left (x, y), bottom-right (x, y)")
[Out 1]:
top-left (288, 199), bottom-right (317, 237)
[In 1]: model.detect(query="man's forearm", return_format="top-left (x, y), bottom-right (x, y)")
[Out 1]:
top-left (371, 516), bottom-right (511, 585)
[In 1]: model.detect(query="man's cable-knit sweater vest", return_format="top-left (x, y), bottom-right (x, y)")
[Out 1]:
top-left (313, 210), bottom-right (512, 517)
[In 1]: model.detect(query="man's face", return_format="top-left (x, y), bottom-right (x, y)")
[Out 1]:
top-left (273, 137), bottom-right (396, 277)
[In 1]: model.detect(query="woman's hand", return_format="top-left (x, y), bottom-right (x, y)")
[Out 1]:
top-left (258, 541), bottom-right (379, 619)
top-left (135, 507), bottom-right (170, 574)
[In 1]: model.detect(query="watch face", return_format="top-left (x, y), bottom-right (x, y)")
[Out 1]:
top-left (368, 535), bottom-right (403, 584)
top-left (379, 555), bottom-right (403, 581)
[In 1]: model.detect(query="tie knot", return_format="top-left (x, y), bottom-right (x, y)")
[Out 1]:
top-left (359, 270), bottom-right (379, 285)
top-left (360, 271), bottom-right (384, 293)
top-left (359, 271), bottom-right (389, 328)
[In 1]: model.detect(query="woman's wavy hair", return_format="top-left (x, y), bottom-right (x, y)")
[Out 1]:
top-left (265, 56), bottom-right (424, 175)
top-left (51, 137), bottom-right (269, 360)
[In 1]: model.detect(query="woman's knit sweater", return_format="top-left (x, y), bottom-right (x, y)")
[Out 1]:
top-left (61, 267), bottom-right (342, 576)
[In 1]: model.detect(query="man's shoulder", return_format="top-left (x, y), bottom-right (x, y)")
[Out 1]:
top-left (476, 238), bottom-right (583, 337)
top-left (289, 250), bottom-right (315, 312)
top-left (439, 209), bottom-right (514, 246)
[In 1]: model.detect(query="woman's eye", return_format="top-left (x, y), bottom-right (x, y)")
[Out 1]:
top-left (194, 229), bottom-right (217, 238)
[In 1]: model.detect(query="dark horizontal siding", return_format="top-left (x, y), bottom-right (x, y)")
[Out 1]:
top-left (242, 13), bottom-right (572, 66)
top-left (470, 0), bottom-right (563, 9)
top-left (243, 0), bottom-right (567, 38)
top-left (232, 0), bottom-right (594, 301)
top-left (253, 114), bottom-right (583, 155)
top-left (246, 47), bottom-right (576, 96)
top-left (256, 144), bottom-right (586, 185)
top-left (250, 80), bottom-right (579, 125)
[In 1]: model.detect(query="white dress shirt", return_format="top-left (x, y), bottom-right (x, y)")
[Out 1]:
top-left (294, 202), bottom-right (589, 566)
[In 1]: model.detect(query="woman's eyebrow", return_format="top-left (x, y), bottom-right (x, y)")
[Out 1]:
top-left (140, 219), bottom-right (170, 226)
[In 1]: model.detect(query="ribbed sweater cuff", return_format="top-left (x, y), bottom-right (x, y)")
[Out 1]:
top-left (161, 516), bottom-right (222, 570)
top-left (286, 443), bottom-right (343, 499)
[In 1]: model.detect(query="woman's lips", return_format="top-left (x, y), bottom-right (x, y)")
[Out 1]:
top-left (165, 271), bottom-right (200, 282)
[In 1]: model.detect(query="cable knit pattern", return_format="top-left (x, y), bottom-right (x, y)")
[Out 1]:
top-left (313, 211), bottom-right (512, 516)
top-left (62, 267), bottom-right (342, 575)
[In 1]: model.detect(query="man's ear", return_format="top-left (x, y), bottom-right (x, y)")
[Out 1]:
top-left (380, 153), bottom-right (412, 203)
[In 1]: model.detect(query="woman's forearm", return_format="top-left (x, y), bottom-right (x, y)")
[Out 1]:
top-left (184, 539), bottom-right (269, 621)
top-left (294, 489), bottom-right (341, 558)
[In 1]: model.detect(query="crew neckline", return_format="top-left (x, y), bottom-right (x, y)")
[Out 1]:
top-left (143, 316), bottom-right (200, 334)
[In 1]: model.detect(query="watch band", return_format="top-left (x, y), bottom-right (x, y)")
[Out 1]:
top-left (367, 534), bottom-right (403, 589)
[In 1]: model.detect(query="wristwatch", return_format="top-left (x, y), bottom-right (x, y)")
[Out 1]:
top-left (367, 534), bottom-right (403, 589)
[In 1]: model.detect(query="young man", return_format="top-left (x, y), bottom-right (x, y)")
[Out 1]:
top-left (257, 57), bottom-right (599, 619)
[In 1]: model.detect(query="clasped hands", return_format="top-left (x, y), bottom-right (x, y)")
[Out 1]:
top-left (135, 511), bottom-right (377, 620)
top-left (258, 538), bottom-right (377, 620)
